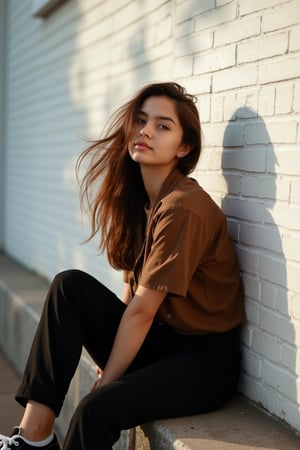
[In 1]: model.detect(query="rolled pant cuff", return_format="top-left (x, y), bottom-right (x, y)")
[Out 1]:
top-left (15, 381), bottom-right (63, 417)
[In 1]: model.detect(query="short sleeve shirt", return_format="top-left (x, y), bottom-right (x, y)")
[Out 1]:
top-left (125, 169), bottom-right (244, 335)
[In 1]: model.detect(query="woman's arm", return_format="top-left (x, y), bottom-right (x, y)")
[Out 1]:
top-left (97, 285), bottom-right (166, 388)
top-left (122, 282), bottom-right (133, 305)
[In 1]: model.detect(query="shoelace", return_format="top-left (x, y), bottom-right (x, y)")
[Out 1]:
top-left (0, 434), bottom-right (19, 449)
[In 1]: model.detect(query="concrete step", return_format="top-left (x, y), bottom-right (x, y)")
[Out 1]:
top-left (1, 252), bottom-right (300, 450)
top-left (138, 396), bottom-right (300, 449)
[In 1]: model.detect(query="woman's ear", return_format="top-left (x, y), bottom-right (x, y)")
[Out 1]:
top-left (177, 144), bottom-right (192, 158)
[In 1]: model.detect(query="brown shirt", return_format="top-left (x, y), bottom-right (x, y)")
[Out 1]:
top-left (125, 169), bottom-right (245, 335)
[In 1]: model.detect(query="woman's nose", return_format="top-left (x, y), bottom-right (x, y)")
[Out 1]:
top-left (140, 124), bottom-right (152, 138)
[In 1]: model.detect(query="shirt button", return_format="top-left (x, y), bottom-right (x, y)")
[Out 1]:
top-left (166, 314), bottom-right (172, 319)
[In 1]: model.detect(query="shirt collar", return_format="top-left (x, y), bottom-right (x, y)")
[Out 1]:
top-left (152, 169), bottom-right (185, 210)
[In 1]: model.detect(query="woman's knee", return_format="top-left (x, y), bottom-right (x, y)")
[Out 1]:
top-left (51, 269), bottom-right (87, 290)
top-left (70, 389), bottom-right (122, 445)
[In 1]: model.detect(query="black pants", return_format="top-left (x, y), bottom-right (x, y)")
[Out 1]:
top-left (16, 270), bottom-right (241, 450)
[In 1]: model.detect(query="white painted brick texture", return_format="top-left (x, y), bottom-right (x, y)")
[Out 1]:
top-left (175, 0), bottom-right (300, 430)
top-left (3, 0), bottom-right (300, 433)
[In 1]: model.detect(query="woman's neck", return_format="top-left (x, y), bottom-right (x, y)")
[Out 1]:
top-left (140, 166), bottom-right (173, 209)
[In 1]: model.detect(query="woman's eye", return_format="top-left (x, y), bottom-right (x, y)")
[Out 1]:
top-left (158, 124), bottom-right (169, 130)
top-left (137, 118), bottom-right (146, 124)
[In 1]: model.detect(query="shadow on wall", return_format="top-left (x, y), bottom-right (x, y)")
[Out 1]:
top-left (221, 108), bottom-right (297, 424)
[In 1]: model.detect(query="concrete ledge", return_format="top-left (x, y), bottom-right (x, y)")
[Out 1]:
top-left (139, 395), bottom-right (300, 449)
top-left (1, 253), bottom-right (300, 450)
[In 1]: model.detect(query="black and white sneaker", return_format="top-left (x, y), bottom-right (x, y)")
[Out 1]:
top-left (0, 427), bottom-right (60, 450)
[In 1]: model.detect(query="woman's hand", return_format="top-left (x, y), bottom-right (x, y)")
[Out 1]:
top-left (90, 366), bottom-right (103, 392)
top-left (99, 285), bottom-right (166, 387)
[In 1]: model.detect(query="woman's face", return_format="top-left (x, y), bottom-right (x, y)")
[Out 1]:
top-left (128, 96), bottom-right (190, 172)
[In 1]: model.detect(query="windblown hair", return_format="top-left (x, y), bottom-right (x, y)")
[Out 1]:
top-left (77, 82), bottom-right (201, 270)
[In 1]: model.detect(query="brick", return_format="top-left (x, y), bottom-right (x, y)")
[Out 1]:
top-left (156, 16), bottom-right (172, 43)
top-left (177, 74), bottom-right (211, 94)
top-left (241, 174), bottom-right (289, 201)
top-left (197, 94), bottom-right (210, 122)
top-left (291, 178), bottom-right (300, 203)
top-left (198, 149), bottom-right (222, 170)
top-left (194, 45), bottom-right (236, 74)
top-left (267, 149), bottom-right (300, 175)
top-left (214, 16), bottom-right (260, 47)
top-left (256, 383), bottom-right (282, 418)
top-left (280, 398), bottom-right (300, 432)
top-left (213, 65), bottom-right (257, 92)
top-left (223, 92), bottom-right (237, 121)
top-left (197, 172), bottom-right (230, 193)
top-left (244, 123), bottom-right (271, 145)
top-left (210, 94), bottom-right (223, 122)
top-left (283, 234), bottom-right (300, 263)
top-left (252, 329), bottom-right (281, 363)
top-left (259, 254), bottom-right (286, 288)
top-left (242, 275), bottom-right (260, 301)
top-left (143, 23), bottom-right (156, 48)
top-left (240, 222), bottom-right (283, 253)
top-left (276, 289), bottom-right (293, 317)
top-left (216, 0), bottom-right (232, 6)
top-left (239, 375), bottom-right (264, 406)
top-left (260, 307), bottom-right (295, 344)
top-left (288, 264), bottom-right (300, 295)
top-left (240, 323), bottom-right (253, 347)
top-left (175, 19), bottom-right (194, 38)
top-left (262, 0), bottom-right (300, 32)
top-left (281, 343), bottom-right (297, 372)
top-left (237, 247), bottom-right (259, 275)
top-left (293, 80), bottom-right (300, 112)
top-left (176, 0), bottom-right (215, 23)
top-left (202, 123), bottom-right (226, 146)
top-left (222, 123), bottom-right (244, 147)
top-left (242, 350), bottom-right (262, 378)
top-left (259, 56), bottom-right (300, 85)
top-left (244, 299), bottom-right (259, 325)
top-left (112, 0), bottom-right (167, 29)
top-left (194, 1), bottom-right (237, 31)
top-left (292, 294), bottom-right (300, 320)
top-left (223, 92), bottom-right (258, 121)
top-left (222, 149), bottom-right (267, 172)
top-left (240, 175), bottom-right (274, 199)
top-left (261, 283), bottom-right (278, 309)
top-left (222, 197), bottom-right (265, 221)
top-left (275, 83), bottom-right (293, 114)
top-left (257, 121), bottom-right (297, 144)
top-left (290, 25), bottom-right (300, 52)
top-left (295, 323), bottom-right (300, 347)
top-left (267, 204), bottom-right (300, 230)
top-left (239, 0), bottom-right (285, 16)
top-left (259, 86), bottom-right (275, 117)
top-left (175, 30), bottom-right (213, 57)
top-left (262, 360), bottom-right (297, 402)
top-left (173, 56), bottom-right (193, 78)
top-left (226, 219), bottom-right (239, 240)
top-left (274, 176), bottom-right (291, 201)
top-left (236, 90), bottom-right (259, 117)
top-left (237, 33), bottom-right (288, 64)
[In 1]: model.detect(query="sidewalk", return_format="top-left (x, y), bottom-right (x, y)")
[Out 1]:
top-left (0, 352), bottom-right (23, 435)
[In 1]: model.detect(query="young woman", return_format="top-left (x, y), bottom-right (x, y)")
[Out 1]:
top-left (0, 82), bottom-right (244, 450)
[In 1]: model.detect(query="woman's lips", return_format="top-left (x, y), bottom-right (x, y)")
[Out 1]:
top-left (134, 141), bottom-right (152, 150)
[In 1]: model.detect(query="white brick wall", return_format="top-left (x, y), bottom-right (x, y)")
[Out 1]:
top-left (2, 0), bottom-right (300, 432)
top-left (175, 0), bottom-right (300, 431)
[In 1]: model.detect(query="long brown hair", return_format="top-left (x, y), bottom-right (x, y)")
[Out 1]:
top-left (77, 82), bottom-right (201, 270)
